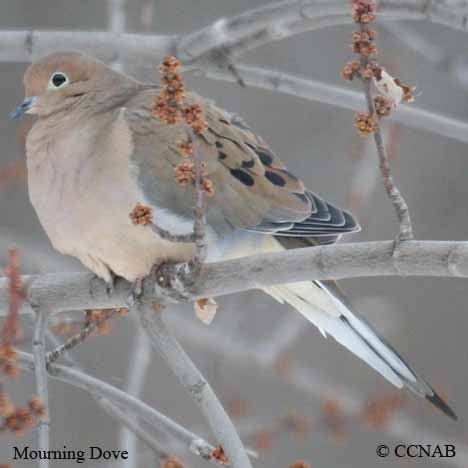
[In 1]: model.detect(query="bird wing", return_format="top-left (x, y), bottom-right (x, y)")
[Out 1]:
top-left (124, 88), bottom-right (359, 238)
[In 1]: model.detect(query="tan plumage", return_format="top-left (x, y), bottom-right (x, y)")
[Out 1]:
top-left (123, 88), bottom-right (310, 233)
top-left (12, 52), bottom-right (455, 420)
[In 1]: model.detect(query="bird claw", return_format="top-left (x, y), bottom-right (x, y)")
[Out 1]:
top-left (105, 272), bottom-right (116, 296)
top-left (88, 272), bottom-right (116, 298)
top-left (126, 277), bottom-right (144, 308)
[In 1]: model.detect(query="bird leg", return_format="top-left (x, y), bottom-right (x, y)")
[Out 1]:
top-left (151, 260), bottom-right (194, 303)
top-left (126, 277), bottom-right (144, 308)
top-left (88, 272), bottom-right (116, 299)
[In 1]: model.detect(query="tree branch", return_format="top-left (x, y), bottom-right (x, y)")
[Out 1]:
top-left (119, 318), bottom-right (153, 468)
top-left (190, 127), bottom-right (208, 269)
top-left (2, 1), bottom-right (468, 66)
top-left (44, 323), bottom-right (170, 464)
top-left (170, 314), bottom-right (468, 468)
top-left (356, 14), bottom-right (414, 241)
top-left (15, 350), bottom-right (232, 467)
top-left (192, 64), bottom-right (468, 145)
top-left (176, 0), bottom-right (468, 64)
top-left (135, 303), bottom-right (252, 468)
top-left (98, 397), bottom-right (168, 465)
top-left (32, 306), bottom-right (50, 467)
top-left (46, 309), bottom-right (122, 364)
top-left (2, 241), bottom-right (468, 316)
top-left (383, 20), bottom-right (468, 90)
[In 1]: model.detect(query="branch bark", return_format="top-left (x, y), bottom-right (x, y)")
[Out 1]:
top-left (2, 241), bottom-right (468, 316)
top-left (2, 1), bottom-right (468, 66)
top-left (32, 306), bottom-right (50, 467)
top-left (135, 303), bottom-right (252, 468)
top-left (357, 19), bottom-right (414, 241)
top-left (98, 398), bottom-right (168, 465)
top-left (15, 350), bottom-right (231, 467)
top-left (177, 0), bottom-right (468, 63)
top-left (171, 314), bottom-right (468, 468)
top-left (119, 319), bottom-right (153, 468)
top-left (3, 35), bottom-right (467, 144)
top-left (195, 63), bottom-right (468, 145)
top-left (44, 323), bottom-right (171, 464)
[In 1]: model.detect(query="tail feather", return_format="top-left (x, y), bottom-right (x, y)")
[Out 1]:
top-left (263, 280), bottom-right (457, 420)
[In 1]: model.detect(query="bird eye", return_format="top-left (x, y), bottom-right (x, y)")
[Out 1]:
top-left (48, 72), bottom-right (69, 89)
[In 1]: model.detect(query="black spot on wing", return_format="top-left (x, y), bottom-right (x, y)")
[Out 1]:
top-left (218, 151), bottom-right (227, 160)
top-left (242, 158), bottom-right (255, 169)
top-left (230, 169), bottom-right (255, 186)
top-left (215, 141), bottom-right (224, 149)
top-left (265, 170), bottom-right (286, 187)
top-left (257, 150), bottom-right (274, 167)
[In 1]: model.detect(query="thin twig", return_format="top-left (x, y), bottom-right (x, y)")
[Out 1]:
top-left (16, 350), bottom-right (231, 467)
top-left (46, 309), bottom-right (122, 364)
top-left (383, 20), bottom-right (468, 89)
top-left (358, 17), bottom-right (414, 242)
top-left (99, 397), bottom-right (168, 465)
top-left (44, 324), bottom-right (168, 462)
top-left (189, 127), bottom-right (208, 270)
top-left (32, 306), bottom-right (50, 468)
top-left (135, 303), bottom-right (253, 468)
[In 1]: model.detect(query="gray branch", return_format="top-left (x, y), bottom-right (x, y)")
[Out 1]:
top-left (135, 303), bottom-right (252, 468)
top-left (2, 241), bottom-right (468, 317)
top-left (32, 306), bottom-right (50, 467)
top-left (119, 318), bottom-right (153, 468)
top-left (15, 350), bottom-right (231, 467)
top-left (358, 21), bottom-right (414, 242)
top-left (195, 64), bottom-right (468, 145)
top-left (44, 323), bottom-right (170, 463)
top-left (177, 0), bottom-right (468, 63)
top-left (98, 398), bottom-right (168, 465)
top-left (1, 1), bottom-right (468, 67)
top-left (172, 314), bottom-right (468, 468)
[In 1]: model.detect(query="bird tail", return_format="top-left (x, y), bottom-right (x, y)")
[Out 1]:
top-left (263, 279), bottom-right (457, 420)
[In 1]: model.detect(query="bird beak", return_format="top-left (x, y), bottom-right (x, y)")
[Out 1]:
top-left (10, 96), bottom-right (37, 120)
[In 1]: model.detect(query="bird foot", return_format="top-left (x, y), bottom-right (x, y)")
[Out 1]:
top-left (126, 277), bottom-right (144, 308)
top-left (88, 273), bottom-right (115, 298)
top-left (151, 261), bottom-right (193, 303)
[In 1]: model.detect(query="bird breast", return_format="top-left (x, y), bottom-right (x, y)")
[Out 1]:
top-left (25, 113), bottom-right (195, 282)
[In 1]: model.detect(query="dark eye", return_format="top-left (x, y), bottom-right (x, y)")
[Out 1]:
top-left (49, 72), bottom-right (69, 89)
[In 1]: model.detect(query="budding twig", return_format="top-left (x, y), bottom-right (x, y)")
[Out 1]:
top-left (346, 1), bottom-right (414, 242)
top-left (46, 308), bottom-right (126, 364)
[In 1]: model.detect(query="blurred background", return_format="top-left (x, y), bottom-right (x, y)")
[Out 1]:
top-left (1, 1), bottom-right (468, 467)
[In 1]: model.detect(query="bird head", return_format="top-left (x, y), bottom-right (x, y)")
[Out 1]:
top-left (10, 51), bottom-right (132, 119)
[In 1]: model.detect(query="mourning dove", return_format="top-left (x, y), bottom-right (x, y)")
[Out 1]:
top-left (11, 52), bottom-right (455, 419)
